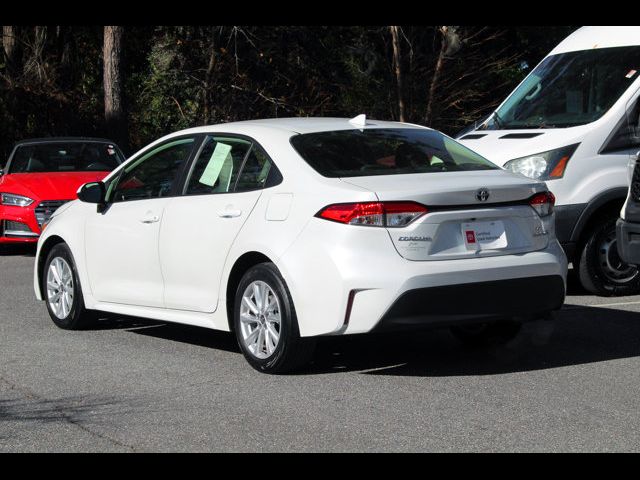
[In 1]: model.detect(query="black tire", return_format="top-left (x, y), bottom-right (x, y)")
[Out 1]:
top-left (450, 319), bottom-right (522, 347)
top-left (233, 262), bottom-right (315, 374)
top-left (42, 243), bottom-right (96, 330)
top-left (577, 215), bottom-right (640, 296)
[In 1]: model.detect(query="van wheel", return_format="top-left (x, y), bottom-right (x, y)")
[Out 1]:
top-left (234, 262), bottom-right (316, 374)
top-left (578, 216), bottom-right (640, 296)
top-left (450, 319), bottom-right (522, 347)
top-left (43, 243), bottom-right (97, 329)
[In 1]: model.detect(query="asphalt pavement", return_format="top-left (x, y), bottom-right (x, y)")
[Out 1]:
top-left (1, 244), bottom-right (639, 452)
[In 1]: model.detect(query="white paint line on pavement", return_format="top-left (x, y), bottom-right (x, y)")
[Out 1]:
top-left (563, 300), bottom-right (640, 310)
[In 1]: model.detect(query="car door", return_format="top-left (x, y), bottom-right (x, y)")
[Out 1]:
top-left (84, 136), bottom-right (198, 307)
top-left (159, 135), bottom-right (274, 312)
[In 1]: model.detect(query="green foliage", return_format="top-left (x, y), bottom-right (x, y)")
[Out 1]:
top-left (0, 25), bottom-right (578, 157)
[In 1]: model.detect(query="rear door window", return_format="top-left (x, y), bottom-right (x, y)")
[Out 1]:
top-left (184, 136), bottom-right (252, 195)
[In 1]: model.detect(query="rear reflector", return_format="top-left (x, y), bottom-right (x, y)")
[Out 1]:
top-left (317, 201), bottom-right (427, 227)
top-left (529, 191), bottom-right (555, 217)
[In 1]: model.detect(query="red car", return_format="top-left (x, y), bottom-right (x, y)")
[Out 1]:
top-left (0, 138), bottom-right (125, 245)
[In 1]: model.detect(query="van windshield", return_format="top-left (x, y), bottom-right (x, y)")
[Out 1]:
top-left (482, 46), bottom-right (640, 129)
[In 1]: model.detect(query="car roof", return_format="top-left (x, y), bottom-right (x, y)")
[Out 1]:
top-left (169, 117), bottom-right (430, 137)
top-left (14, 137), bottom-right (119, 147)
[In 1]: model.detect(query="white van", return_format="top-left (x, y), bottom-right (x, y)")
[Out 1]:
top-left (457, 26), bottom-right (640, 296)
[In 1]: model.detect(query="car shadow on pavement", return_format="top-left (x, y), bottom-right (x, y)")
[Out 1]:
top-left (98, 303), bottom-right (640, 377)
top-left (304, 304), bottom-right (640, 376)
top-left (0, 244), bottom-right (36, 257)
top-left (92, 316), bottom-right (241, 353)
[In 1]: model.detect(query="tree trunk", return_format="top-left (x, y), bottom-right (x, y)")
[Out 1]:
top-left (103, 26), bottom-right (127, 150)
top-left (3, 26), bottom-right (21, 83)
top-left (203, 27), bottom-right (216, 125)
top-left (389, 26), bottom-right (405, 122)
top-left (425, 26), bottom-right (448, 127)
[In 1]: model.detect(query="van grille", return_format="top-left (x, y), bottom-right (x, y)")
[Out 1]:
top-left (34, 200), bottom-right (69, 227)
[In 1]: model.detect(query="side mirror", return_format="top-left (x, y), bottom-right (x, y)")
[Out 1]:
top-left (77, 181), bottom-right (105, 204)
top-left (0, 168), bottom-right (4, 176)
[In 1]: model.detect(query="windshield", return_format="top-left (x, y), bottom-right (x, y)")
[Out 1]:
top-left (482, 46), bottom-right (640, 130)
top-left (8, 142), bottom-right (123, 174)
top-left (290, 128), bottom-right (498, 178)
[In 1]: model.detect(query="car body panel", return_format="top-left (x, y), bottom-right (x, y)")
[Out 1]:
top-left (34, 118), bottom-right (567, 338)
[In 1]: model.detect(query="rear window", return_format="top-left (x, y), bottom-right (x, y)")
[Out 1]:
top-left (290, 128), bottom-right (498, 178)
top-left (8, 142), bottom-right (124, 174)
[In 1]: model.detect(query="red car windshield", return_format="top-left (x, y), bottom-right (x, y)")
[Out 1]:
top-left (7, 142), bottom-right (123, 174)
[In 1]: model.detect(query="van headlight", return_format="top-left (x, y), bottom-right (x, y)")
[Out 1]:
top-left (0, 193), bottom-right (35, 207)
top-left (504, 144), bottom-right (579, 180)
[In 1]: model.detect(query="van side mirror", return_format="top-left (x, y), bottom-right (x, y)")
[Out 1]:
top-left (77, 181), bottom-right (105, 204)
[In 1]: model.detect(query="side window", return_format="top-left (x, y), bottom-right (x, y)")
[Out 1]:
top-left (603, 99), bottom-right (640, 153)
top-left (109, 138), bottom-right (195, 202)
top-left (235, 145), bottom-right (273, 192)
top-left (184, 136), bottom-right (251, 195)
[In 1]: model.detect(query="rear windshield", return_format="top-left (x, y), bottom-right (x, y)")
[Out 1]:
top-left (8, 142), bottom-right (124, 174)
top-left (290, 128), bottom-right (497, 178)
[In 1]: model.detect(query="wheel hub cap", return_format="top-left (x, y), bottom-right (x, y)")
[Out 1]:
top-left (46, 257), bottom-right (74, 320)
top-left (239, 280), bottom-right (281, 360)
top-left (598, 231), bottom-right (638, 284)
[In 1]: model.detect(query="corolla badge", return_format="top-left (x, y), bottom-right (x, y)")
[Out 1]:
top-left (476, 188), bottom-right (490, 202)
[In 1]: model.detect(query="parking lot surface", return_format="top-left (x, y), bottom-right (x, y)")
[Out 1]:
top-left (1, 245), bottom-right (639, 452)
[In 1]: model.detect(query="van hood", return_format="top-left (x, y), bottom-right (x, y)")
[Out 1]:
top-left (0, 171), bottom-right (110, 201)
top-left (457, 126), bottom-right (589, 167)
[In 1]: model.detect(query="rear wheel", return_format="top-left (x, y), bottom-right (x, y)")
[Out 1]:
top-left (450, 319), bottom-right (522, 347)
top-left (578, 215), bottom-right (640, 296)
top-left (43, 243), bottom-right (96, 329)
top-left (234, 262), bottom-right (315, 374)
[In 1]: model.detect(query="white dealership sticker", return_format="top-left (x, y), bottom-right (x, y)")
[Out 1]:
top-left (462, 220), bottom-right (507, 250)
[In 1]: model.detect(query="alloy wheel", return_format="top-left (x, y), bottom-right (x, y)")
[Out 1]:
top-left (239, 280), bottom-right (282, 359)
top-left (46, 257), bottom-right (74, 319)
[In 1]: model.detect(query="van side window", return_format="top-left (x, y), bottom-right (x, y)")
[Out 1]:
top-left (602, 99), bottom-right (640, 153)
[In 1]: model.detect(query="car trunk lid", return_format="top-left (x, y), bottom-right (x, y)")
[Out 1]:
top-left (340, 170), bottom-right (552, 261)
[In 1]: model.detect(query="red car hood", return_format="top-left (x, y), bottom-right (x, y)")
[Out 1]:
top-left (0, 171), bottom-right (110, 201)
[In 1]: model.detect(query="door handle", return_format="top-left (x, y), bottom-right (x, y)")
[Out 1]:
top-left (140, 213), bottom-right (160, 224)
top-left (217, 209), bottom-right (242, 218)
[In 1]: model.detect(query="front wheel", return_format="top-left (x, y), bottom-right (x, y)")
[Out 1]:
top-left (234, 263), bottom-right (315, 374)
top-left (43, 243), bottom-right (96, 329)
top-left (577, 215), bottom-right (640, 296)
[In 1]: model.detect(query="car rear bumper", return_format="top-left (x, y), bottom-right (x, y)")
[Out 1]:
top-left (373, 275), bottom-right (564, 332)
top-left (279, 218), bottom-right (568, 337)
top-left (616, 218), bottom-right (640, 266)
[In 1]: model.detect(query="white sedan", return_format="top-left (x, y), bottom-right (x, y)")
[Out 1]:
top-left (33, 116), bottom-right (568, 373)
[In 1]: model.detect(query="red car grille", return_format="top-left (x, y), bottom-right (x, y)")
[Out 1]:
top-left (34, 200), bottom-right (70, 227)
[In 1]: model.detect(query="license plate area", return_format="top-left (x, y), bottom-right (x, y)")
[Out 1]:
top-left (462, 220), bottom-right (507, 251)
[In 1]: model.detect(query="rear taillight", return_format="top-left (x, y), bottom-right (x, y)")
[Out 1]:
top-left (316, 201), bottom-right (427, 227)
top-left (529, 191), bottom-right (555, 217)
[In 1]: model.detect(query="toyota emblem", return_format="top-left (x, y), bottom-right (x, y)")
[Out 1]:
top-left (476, 188), bottom-right (490, 202)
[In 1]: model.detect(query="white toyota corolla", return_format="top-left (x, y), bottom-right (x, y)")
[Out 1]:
top-left (33, 116), bottom-right (567, 373)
